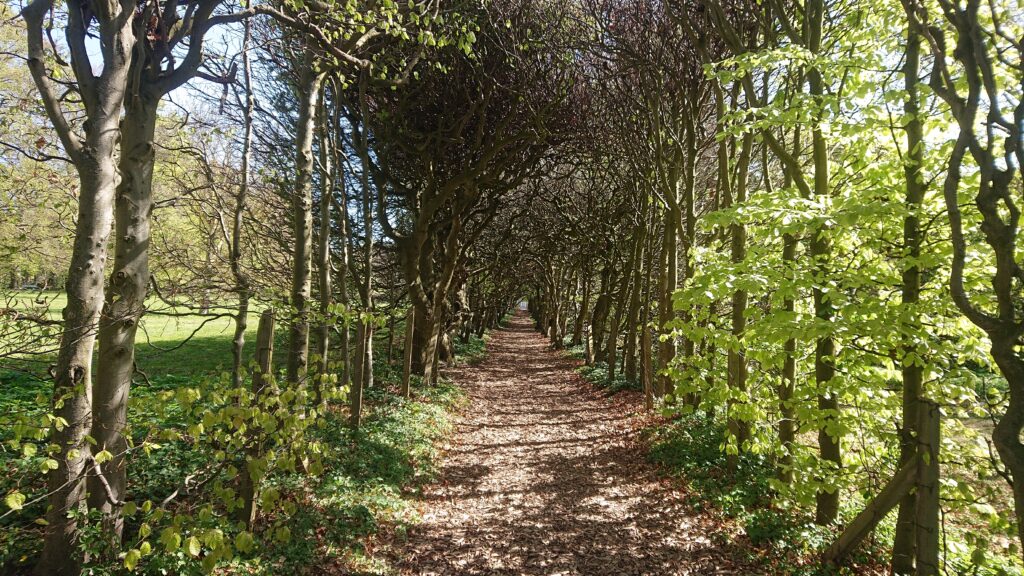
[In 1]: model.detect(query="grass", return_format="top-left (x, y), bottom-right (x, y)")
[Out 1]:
top-left (3, 290), bottom-right (260, 379)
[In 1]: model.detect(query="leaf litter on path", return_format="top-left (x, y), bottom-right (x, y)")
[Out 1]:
top-left (382, 313), bottom-right (763, 576)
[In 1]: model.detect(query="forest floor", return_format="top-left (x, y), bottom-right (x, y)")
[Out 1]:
top-left (385, 312), bottom-right (761, 575)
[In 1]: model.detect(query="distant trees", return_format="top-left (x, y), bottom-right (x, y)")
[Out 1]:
top-left (366, 0), bottom-right (577, 386)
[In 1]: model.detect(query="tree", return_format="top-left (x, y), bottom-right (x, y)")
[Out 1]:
top-left (906, 0), bottom-right (1024, 561)
top-left (21, 0), bottom-right (135, 569)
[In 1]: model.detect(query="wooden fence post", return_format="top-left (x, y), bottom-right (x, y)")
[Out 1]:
top-left (402, 305), bottom-right (415, 398)
top-left (239, 308), bottom-right (274, 527)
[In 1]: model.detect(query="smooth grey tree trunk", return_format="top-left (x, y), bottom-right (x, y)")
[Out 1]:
top-left (892, 21), bottom-right (926, 574)
top-left (726, 130), bottom-right (753, 470)
top-left (91, 94), bottom-right (158, 539)
top-left (401, 306), bottom-right (415, 396)
top-left (38, 152), bottom-right (119, 576)
top-left (656, 203), bottom-right (678, 397)
top-left (230, 14), bottom-right (256, 389)
top-left (23, 0), bottom-right (135, 570)
top-left (315, 88), bottom-right (333, 405)
top-left (328, 76), bottom-right (352, 391)
top-left (351, 71), bottom-right (374, 427)
top-left (807, 0), bottom-right (840, 525)
top-left (777, 126), bottom-right (802, 485)
top-left (287, 56), bottom-right (324, 385)
top-left (571, 269), bottom-right (590, 347)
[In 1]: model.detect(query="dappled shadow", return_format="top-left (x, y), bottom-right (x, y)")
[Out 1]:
top-left (383, 312), bottom-right (761, 575)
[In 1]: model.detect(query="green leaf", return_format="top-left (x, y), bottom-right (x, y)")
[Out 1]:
top-left (124, 548), bottom-right (141, 571)
top-left (186, 535), bottom-right (202, 557)
top-left (94, 450), bottom-right (114, 464)
top-left (235, 531), bottom-right (255, 554)
top-left (160, 528), bottom-right (181, 552)
top-left (5, 491), bottom-right (26, 511)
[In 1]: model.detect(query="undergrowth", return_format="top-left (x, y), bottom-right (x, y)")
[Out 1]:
top-left (218, 379), bottom-right (465, 575)
top-left (1, 333), bottom-right (470, 576)
top-left (565, 343), bottom-right (642, 394)
top-left (551, 333), bottom-right (894, 573)
top-left (452, 334), bottom-right (489, 366)
top-left (646, 412), bottom-right (900, 576)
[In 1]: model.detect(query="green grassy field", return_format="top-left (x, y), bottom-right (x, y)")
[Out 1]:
top-left (3, 290), bottom-right (258, 379)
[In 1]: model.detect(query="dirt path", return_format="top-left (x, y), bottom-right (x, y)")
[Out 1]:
top-left (392, 312), bottom-right (758, 575)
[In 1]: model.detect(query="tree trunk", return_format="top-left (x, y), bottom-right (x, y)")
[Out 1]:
top-left (90, 94), bottom-right (158, 542)
top-left (402, 306), bottom-right (415, 396)
top-left (808, 0), bottom-right (840, 525)
top-left (558, 278), bottom-right (570, 346)
top-left (621, 212), bottom-right (646, 383)
top-left (623, 273), bottom-right (642, 383)
top-left (230, 15), bottom-right (255, 389)
top-left (429, 307), bottom-right (443, 383)
top-left (914, 401), bottom-right (940, 576)
top-left (351, 321), bottom-right (369, 427)
top-left (989, 341), bottom-right (1024, 565)
top-left (287, 56), bottom-right (323, 385)
top-left (547, 265), bottom-right (562, 348)
top-left (37, 151), bottom-right (119, 576)
top-left (421, 300), bottom-right (442, 385)
top-left (606, 257), bottom-right (633, 383)
top-left (23, 1), bottom-right (134, 569)
top-left (424, 220), bottom-right (463, 383)
top-left (640, 233), bottom-right (654, 410)
top-left (591, 266), bottom-right (611, 364)
top-left (330, 76), bottom-right (352, 391)
top-left (315, 91), bottom-right (333, 405)
top-left (386, 308), bottom-right (397, 363)
top-left (892, 23), bottom-right (925, 574)
top-left (351, 71), bottom-right (374, 427)
top-left (657, 203), bottom-right (678, 397)
top-left (605, 294), bottom-right (622, 382)
top-left (726, 131), bottom-right (753, 470)
top-left (680, 115), bottom-right (698, 406)
top-left (571, 270), bottom-right (590, 346)
top-left (779, 232), bottom-right (797, 484)
top-left (411, 300), bottom-right (432, 374)
top-left (407, 230), bottom-right (435, 376)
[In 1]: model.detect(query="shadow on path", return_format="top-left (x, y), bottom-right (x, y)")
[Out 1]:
top-left (389, 312), bottom-right (760, 575)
